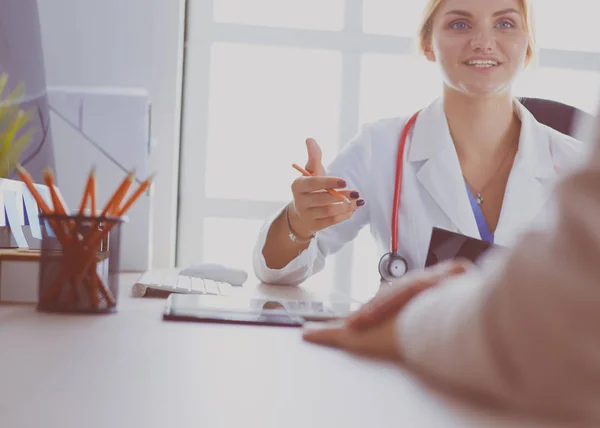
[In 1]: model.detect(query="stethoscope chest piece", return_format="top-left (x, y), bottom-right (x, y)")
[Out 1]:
top-left (378, 251), bottom-right (408, 283)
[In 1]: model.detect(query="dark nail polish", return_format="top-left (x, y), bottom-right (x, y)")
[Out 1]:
top-left (337, 180), bottom-right (347, 188)
top-left (350, 191), bottom-right (359, 199)
top-left (356, 199), bottom-right (365, 207)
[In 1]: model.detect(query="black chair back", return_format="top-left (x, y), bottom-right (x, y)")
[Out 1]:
top-left (519, 97), bottom-right (591, 138)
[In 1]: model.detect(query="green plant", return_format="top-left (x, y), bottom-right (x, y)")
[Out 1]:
top-left (0, 72), bottom-right (34, 178)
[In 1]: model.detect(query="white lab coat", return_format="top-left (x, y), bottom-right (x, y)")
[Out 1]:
top-left (252, 97), bottom-right (586, 286)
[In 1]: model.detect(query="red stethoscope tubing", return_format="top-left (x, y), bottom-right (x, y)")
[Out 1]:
top-left (391, 111), bottom-right (421, 254)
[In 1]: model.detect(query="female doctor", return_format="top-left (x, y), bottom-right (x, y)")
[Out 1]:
top-left (253, 0), bottom-right (585, 286)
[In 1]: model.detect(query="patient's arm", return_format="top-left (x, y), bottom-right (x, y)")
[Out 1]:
top-left (396, 124), bottom-right (600, 422)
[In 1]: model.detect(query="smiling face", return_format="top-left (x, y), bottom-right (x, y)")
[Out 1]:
top-left (423, 0), bottom-right (531, 98)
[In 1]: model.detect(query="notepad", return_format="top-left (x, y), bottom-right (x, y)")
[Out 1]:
top-left (22, 189), bottom-right (42, 239)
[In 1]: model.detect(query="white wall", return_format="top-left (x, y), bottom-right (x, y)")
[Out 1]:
top-left (36, 0), bottom-right (185, 269)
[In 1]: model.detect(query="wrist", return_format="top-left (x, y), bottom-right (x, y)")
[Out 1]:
top-left (286, 203), bottom-right (315, 243)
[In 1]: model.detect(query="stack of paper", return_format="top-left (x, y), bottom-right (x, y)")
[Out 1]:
top-left (0, 177), bottom-right (53, 303)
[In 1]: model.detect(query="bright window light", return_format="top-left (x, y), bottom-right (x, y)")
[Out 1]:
top-left (213, 0), bottom-right (345, 31)
top-left (206, 43), bottom-right (342, 202)
top-left (362, 0), bottom-right (428, 37)
top-left (360, 53), bottom-right (441, 126)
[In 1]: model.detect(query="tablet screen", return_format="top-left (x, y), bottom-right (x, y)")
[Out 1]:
top-left (162, 294), bottom-right (360, 327)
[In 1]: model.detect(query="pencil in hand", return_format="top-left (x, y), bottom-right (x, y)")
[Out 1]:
top-left (292, 163), bottom-right (351, 205)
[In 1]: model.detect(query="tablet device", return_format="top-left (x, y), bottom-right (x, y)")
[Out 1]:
top-left (425, 227), bottom-right (497, 268)
top-left (162, 293), bottom-right (361, 327)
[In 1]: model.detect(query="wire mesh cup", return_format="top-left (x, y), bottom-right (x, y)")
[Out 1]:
top-left (37, 213), bottom-right (125, 313)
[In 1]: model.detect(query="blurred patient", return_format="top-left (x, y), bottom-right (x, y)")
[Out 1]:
top-left (303, 105), bottom-right (600, 423)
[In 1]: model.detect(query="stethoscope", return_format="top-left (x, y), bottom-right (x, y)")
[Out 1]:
top-left (378, 110), bottom-right (421, 283)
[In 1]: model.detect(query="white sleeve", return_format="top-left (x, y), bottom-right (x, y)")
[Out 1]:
top-left (395, 122), bottom-right (600, 422)
top-left (252, 126), bottom-right (374, 285)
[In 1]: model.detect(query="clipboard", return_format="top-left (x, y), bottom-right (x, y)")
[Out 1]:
top-left (425, 227), bottom-right (497, 268)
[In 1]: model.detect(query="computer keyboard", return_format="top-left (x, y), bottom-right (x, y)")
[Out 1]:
top-left (131, 268), bottom-right (234, 298)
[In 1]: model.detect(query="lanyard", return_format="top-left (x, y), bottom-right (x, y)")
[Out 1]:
top-left (391, 111), bottom-right (420, 254)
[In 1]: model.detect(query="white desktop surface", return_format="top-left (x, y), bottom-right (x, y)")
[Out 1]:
top-left (0, 273), bottom-right (571, 428)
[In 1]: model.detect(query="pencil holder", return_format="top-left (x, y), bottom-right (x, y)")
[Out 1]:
top-left (37, 213), bottom-right (124, 313)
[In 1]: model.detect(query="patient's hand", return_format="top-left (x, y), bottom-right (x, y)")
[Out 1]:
top-left (301, 260), bottom-right (471, 361)
top-left (346, 260), bottom-right (471, 330)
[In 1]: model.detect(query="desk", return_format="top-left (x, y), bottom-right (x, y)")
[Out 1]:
top-left (0, 274), bottom-right (569, 428)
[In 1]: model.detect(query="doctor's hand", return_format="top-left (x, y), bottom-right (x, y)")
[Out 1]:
top-left (301, 260), bottom-right (471, 361)
top-left (288, 138), bottom-right (364, 238)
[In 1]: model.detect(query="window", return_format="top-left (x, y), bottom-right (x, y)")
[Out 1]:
top-left (533, 0), bottom-right (600, 53)
top-left (362, 0), bottom-right (428, 38)
top-left (205, 43), bottom-right (342, 202)
top-left (513, 66), bottom-right (600, 114)
top-left (359, 53), bottom-right (440, 126)
top-left (213, 0), bottom-right (345, 31)
top-left (179, 1), bottom-right (600, 300)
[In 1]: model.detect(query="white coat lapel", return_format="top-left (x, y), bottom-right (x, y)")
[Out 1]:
top-left (408, 98), bottom-right (481, 238)
top-left (494, 100), bottom-right (557, 244)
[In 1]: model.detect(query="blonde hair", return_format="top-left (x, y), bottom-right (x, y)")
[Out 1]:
top-left (417, 0), bottom-right (537, 66)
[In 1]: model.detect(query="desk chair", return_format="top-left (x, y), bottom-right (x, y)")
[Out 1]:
top-left (519, 97), bottom-right (592, 138)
